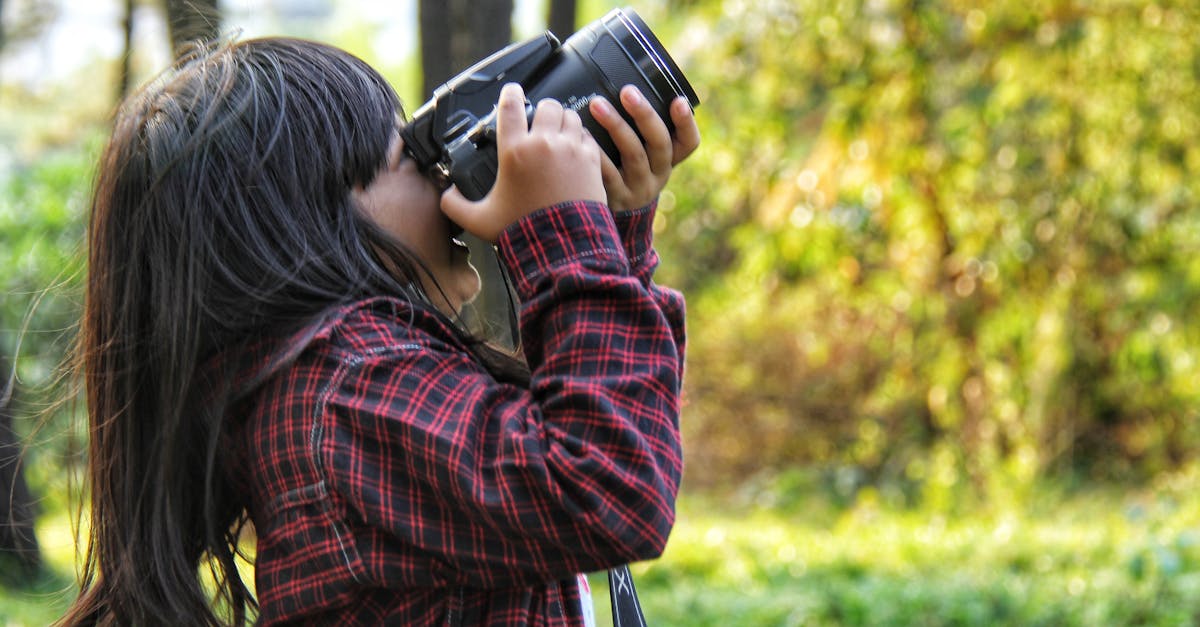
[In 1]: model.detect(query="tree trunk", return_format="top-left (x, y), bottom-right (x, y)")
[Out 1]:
top-left (0, 353), bottom-right (40, 582)
top-left (418, 0), bottom-right (452, 100)
top-left (547, 0), bottom-right (577, 39)
top-left (419, 0), bottom-right (516, 348)
top-left (162, 0), bottom-right (221, 57)
top-left (460, 0), bottom-right (514, 64)
top-left (0, 0), bottom-right (7, 53)
top-left (420, 0), bottom-right (514, 98)
top-left (117, 0), bottom-right (135, 101)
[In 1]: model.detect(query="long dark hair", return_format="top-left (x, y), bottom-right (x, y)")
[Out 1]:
top-left (63, 37), bottom-right (519, 626)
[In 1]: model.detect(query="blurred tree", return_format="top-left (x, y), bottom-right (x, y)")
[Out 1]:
top-left (162, 0), bottom-right (220, 55)
top-left (0, 152), bottom-right (89, 584)
top-left (0, 1), bottom-right (83, 588)
top-left (0, 353), bottom-right (40, 582)
top-left (0, 0), bottom-right (56, 56)
top-left (118, 0), bottom-right (134, 99)
top-left (417, 0), bottom-right (451, 96)
top-left (547, 0), bottom-right (577, 39)
top-left (418, 0), bottom-right (513, 98)
top-left (659, 0), bottom-right (1200, 496)
top-left (418, 0), bottom-right (516, 347)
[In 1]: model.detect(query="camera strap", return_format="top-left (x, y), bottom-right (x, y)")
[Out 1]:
top-left (607, 565), bottom-right (648, 627)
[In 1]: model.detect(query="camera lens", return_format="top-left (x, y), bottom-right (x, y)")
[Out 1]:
top-left (527, 8), bottom-right (699, 166)
top-left (600, 9), bottom-right (699, 115)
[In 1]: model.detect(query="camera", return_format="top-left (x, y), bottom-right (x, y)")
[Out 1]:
top-left (401, 7), bottom-right (700, 201)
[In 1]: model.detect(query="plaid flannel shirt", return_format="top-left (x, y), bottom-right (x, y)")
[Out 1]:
top-left (228, 200), bottom-right (685, 625)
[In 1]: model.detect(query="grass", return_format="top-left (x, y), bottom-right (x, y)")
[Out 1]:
top-left (4, 480), bottom-right (1199, 626)
top-left (593, 478), bottom-right (1200, 626)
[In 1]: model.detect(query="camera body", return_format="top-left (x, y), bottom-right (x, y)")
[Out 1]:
top-left (401, 8), bottom-right (699, 201)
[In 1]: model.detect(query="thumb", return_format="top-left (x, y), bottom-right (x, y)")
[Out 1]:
top-left (495, 83), bottom-right (529, 144)
top-left (439, 185), bottom-right (474, 225)
top-left (440, 185), bottom-right (500, 242)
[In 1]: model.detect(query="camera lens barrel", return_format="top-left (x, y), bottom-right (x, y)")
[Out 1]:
top-left (528, 8), bottom-right (700, 168)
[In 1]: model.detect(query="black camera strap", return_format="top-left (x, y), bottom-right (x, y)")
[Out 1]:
top-left (607, 565), bottom-right (647, 627)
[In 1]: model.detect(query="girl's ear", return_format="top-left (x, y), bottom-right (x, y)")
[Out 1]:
top-left (350, 186), bottom-right (372, 215)
top-left (385, 128), bottom-right (404, 171)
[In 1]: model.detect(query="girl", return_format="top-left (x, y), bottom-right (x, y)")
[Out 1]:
top-left (65, 37), bottom-right (698, 625)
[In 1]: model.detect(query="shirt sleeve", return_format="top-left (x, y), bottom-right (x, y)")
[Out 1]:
top-left (611, 201), bottom-right (658, 287)
top-left (319, 200), bottom-right (685, 589)
top-left (612, 200), bottom-right (687, 382)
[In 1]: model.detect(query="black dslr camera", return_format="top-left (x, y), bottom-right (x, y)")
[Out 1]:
top-left (401, 7), bottom-right (700, 201)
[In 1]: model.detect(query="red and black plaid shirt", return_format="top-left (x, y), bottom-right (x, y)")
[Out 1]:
top-left (228, 200), bottom-right (685, 625)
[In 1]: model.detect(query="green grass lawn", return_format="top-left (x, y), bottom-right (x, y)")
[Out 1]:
top-left (4, 483), bottom-right (1198, 626)
top-left (595, 481), bottom-right (1200, 626)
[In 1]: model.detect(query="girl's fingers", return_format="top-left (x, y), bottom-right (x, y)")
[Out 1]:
top-left (598, 151), bottom-right (623, 194)
top-left (590, 95), bottom-right (649, 174)
top-left (531, 98), bottom-right (565, 134)
top-left (495, 83), bottom-right (529, 144)
top-left (586, 87), bottom-right (701, 212)
top-left (561, 107), bottom-right (583, 137)
top-left (619, 86), bottom-right (672, 175)
top-left (669, 97), bottom-right (701, 165)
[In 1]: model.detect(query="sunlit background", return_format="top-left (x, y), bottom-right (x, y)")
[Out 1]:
top-left (2, 0), bottom-right (1199, 624)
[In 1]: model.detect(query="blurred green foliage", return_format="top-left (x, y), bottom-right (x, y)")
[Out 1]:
top-left (648, 0), bottom-right (1200, 497)
top-left (0, 146), bottom-right (90, 488)
top-left (1, 149), bottom-right (87, 370)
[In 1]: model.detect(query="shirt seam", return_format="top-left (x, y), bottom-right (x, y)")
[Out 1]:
top-left (518, 246), bottom-right (628, 291)
top-left (309, 343), bottom-right (425, 587)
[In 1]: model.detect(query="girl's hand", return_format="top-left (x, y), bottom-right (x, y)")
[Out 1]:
top-left (441, 83), bottom-right (606, 242)
top-left (588, 85), bottom-right (701, 213)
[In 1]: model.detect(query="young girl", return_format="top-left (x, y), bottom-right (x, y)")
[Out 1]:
top-left (64, 36), bottom-right (698, 626)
